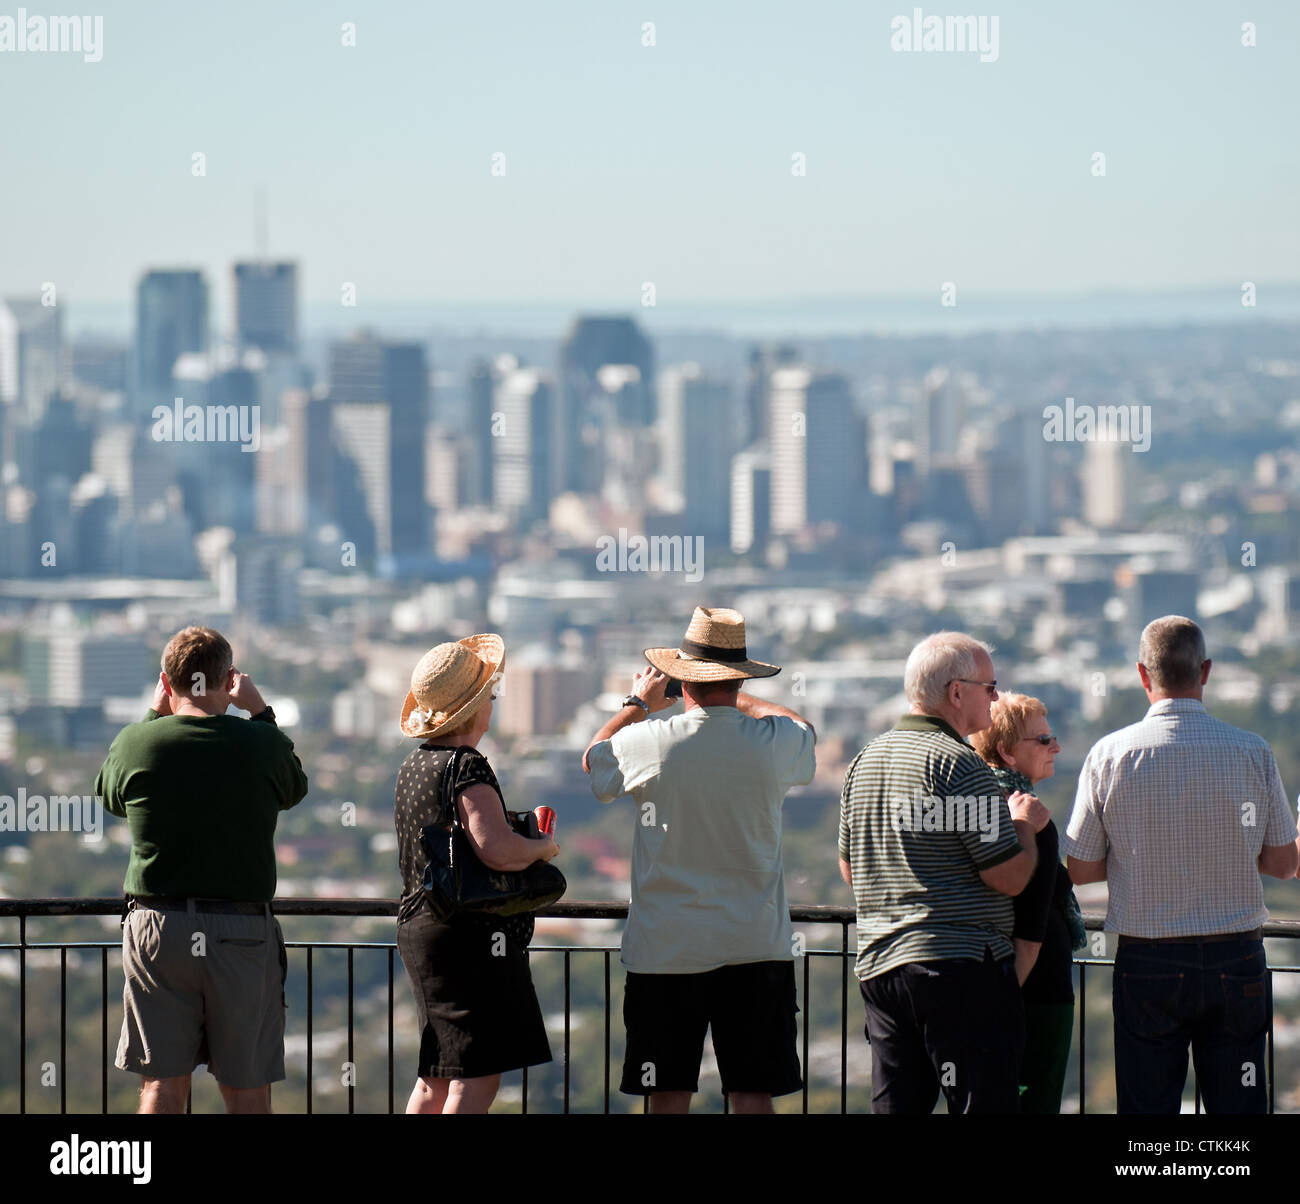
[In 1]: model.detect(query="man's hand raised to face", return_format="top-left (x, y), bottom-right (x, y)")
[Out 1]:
top-left (633, 666), bottom-right (675, 713)
top-left (228, 671), bottom-right (267, 717)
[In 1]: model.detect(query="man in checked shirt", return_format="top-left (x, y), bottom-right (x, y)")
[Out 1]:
top-left (1065, 615), bottom-right (1300, 1113)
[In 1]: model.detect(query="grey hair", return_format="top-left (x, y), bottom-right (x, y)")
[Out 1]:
top-left (1139, 615), bottom-right (1207, 692)
top-left (904, 631), bottom-right (994, 712)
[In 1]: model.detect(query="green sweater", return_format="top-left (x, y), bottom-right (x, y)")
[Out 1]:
top-left (95, 710), bottom-right (309, 902)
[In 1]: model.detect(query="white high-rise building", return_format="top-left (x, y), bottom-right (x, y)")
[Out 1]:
top-left (493, 365), bottom-right (554, 524)
top-left (730, 444), bottom-right (771, 554)
top-left (768, 367), bottom-right (862, 534)
top-left (0, 296), bottom-right (63, 422)
top-left (1082, 437), bottom-right (1132, 530)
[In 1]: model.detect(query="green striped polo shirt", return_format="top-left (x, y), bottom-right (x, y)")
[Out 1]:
top-left (838, 713), bottom-right (1022, 980)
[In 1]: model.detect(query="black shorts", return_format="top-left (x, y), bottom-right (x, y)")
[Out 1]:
top-left (619, 960), bottom-right (802, 1097)
top-left (396, 908), bottom-right (552, 1080)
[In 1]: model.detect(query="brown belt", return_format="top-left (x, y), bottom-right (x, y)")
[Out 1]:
top-left (1117, 928), bottom-right (1262, 947)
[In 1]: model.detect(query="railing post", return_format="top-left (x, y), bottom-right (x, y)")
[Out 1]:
top-left (101, 946), bottom-right (109, 1114)
top-left (801, 945), bottom-right (810, 1115)
top-left (563, 949), bottom-right (571, 1115)
top-left (1268, 965), bottom-right (1276, 1114)
top-left (388, 946), bottom-right (395, 1115)
top-left (603, 950), bottom-right (611, 1116)
top-left (60, 947), bottom-right (67, 1114)
top-left (840, 919), bottom-right (849, 1115)
top-left (306, 946), bottom-right (313, 1115)
top-left (19, 913), bottom-right (26, 1115)
top-left (1078, 961), bottom-right (1086, 1115)
top-left (347, 946), bottom-right (355, 1115)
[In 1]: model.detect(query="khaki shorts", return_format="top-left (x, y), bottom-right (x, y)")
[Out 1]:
top-left (117, 900), bottom-right (287, 1089)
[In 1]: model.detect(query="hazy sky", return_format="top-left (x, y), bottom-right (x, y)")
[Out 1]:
top-left (2, 0), bottom-right (1297, 318)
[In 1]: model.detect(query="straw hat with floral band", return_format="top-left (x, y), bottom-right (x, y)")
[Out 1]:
top-left (399, 633), bottom-right (505, 739)
top-left (643, 606), bottom-right (780, 683)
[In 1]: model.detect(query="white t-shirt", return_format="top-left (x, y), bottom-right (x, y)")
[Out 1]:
top-left (587, 705), bottom-right (817, 973)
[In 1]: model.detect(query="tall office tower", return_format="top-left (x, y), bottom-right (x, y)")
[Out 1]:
top-left (1081, 436), bottom-right (1133, 530)
top-left (466, 358), bottom-right (495, 505)
top-left (69, 339), bottom-right (129, 394)
top-left (915, 366), bottom-right (965, 476)
top-left (257, 386), bottom-right (309, 536)
top-left (658, 363), bottom-right (733, 538)
top-left (31, 396), bottom-right (92, 487)
top-left (233, 261), bottom-right (298, 354)
top-left (331, 402), bottom-right (391, 563)
top-left (730, 443), bottom-right (771, 555)
top-left (492, 365), bottom-right (554, 526)
top-left (329, 332), bottom-right (430, 563)
top-left (742, 343), bottom-right (798, 445)
top-left (0, 296), bottom-right (63, 424)
top-left (962, 411), bottom-right (1051, 543)
top-left (134, 269), bottom-right (208, 421)
top-left (558, 315), bottom-right (655, 492)
top-left (304, 392), bottom-right (336, 535)
top-left (91, 424), bottom-right (174, 519)
top-left (768, 368), bottom-right (864, 534)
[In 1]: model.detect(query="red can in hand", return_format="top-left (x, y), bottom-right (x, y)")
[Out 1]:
top-left (535, 806), bottom-right (556, 837)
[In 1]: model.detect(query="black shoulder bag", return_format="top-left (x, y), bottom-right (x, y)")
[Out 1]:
top-left (419, 748), bottom-right (566, 921)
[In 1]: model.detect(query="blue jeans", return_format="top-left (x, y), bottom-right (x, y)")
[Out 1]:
top-left (1113, 937), bottom-right (1269, 1114)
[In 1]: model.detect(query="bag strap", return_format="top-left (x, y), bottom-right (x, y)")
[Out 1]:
top-left (441, 747), bottom-right (463, 830)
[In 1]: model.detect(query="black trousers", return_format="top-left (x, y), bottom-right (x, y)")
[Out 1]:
top-left (860, 948), bottom-right (1025, 1114)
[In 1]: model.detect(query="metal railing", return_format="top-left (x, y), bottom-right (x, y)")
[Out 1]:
top-left (2, 898), bottom-right (1298, 1114)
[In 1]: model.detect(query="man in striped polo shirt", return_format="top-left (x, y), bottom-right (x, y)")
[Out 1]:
top-left (1065, 616), bottom-right (1299, 1113)
top-left (839, 631), bottom-right (1047, 1113)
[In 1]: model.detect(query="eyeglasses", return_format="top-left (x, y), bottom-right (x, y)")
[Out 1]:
top-left (949, 678), bottom-right (998, 697)
top-left (1020, 733), bottom-right (1057, 746)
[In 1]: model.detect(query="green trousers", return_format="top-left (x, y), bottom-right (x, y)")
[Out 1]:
top-left (1019, 1001), bottom-right (1075, 1114)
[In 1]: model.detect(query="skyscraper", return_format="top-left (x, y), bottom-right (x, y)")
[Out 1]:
top-left (730, 443), bottom-right (771, 555)
top-left (558, 315), bottom-right (655, 493)
top-left (768, 368), bottom-right (864, 534)
top-left (233, 261), bottom-right (298, 355)
top-left (493, 364), bottom-right (554, 525)
top-left (466, 358), bottom-right (496, 506)
top-left (328, 332), bottom-right (430, 566)
top-left (916, 366), bottom-right (965, 477)
top-left (134, 270), bottom-right (208, 421)
top-left (1082, 436), bottom-right (1133, 530)
top-left (658, 363), bottom-right (734, 538)
top-left (0, 296), bottom-right (62, 424)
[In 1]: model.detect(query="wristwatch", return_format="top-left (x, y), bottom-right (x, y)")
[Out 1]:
top-left (621, 695), bottom-right (650, 714)
top-left (250, 706), bottom-right (276, 724)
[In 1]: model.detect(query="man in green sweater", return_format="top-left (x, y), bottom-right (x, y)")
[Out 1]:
top-left (95, 625), bottom-right (309, 1114)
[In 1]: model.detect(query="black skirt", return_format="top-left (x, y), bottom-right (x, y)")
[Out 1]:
top-left (396, 906), bottom-right (552, 1080)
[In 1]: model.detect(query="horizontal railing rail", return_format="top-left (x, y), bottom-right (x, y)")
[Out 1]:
top-left (3, 899), bottom-right (1299, 1114)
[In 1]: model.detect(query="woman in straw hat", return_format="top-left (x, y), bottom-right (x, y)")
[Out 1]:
top-left (393, 634), bottom-right (559, 1113)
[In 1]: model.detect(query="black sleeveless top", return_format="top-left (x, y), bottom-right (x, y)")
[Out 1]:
top-left (394, 743), bottom-right (534, 943)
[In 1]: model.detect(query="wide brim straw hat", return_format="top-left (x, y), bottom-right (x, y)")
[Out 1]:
top-left (399, 633), bottom-right (505, 739)
top-left (644, 606), bottom-right (780, 682)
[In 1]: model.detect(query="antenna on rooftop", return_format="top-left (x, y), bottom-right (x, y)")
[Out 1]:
top-left (255, 185), bottom-right (268, 259)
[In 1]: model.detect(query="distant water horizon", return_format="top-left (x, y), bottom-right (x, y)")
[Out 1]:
top-left (64, 284), bottom-right (1300, 341)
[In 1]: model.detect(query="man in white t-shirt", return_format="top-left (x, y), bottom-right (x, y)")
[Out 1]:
top-left (583, 606), bottom-right (816, 1114)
